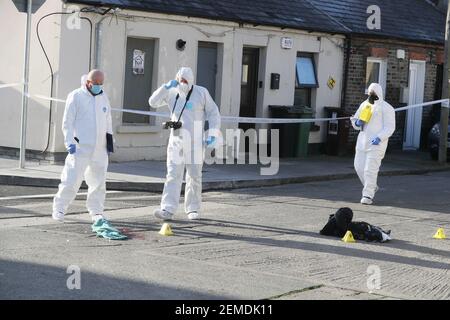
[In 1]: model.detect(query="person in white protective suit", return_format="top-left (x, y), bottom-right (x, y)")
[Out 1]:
top-left (52, 70), bottom-right (114, 222)
top-left (149, 67), bottom-right (221, 220)
top-left (351, 83), bottom-right (396, 205)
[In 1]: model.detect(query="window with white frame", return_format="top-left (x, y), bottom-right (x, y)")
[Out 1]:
top-left (294, 53), bottom-right (318, 107)
top-left (365, 57), bottom-right (386, 94)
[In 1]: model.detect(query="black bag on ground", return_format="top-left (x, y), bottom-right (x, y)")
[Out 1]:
top-left (320, 207), bottom-right (391, 242)
top-left (319, 207), bottom-right (353, 238)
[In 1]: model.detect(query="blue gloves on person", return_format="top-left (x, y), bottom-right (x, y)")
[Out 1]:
top-left (164, 79), bottom-right (179, 89)
top-left (206, 136), bottom-right (216, 147)
top-left (371, 137), bottom-right (381, 145)
top-left (355, 119), bottom-right (365, 127)
top-left (67, 144), bottom-right (76, 154)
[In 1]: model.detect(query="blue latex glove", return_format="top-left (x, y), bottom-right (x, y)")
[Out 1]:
top-left (355, 119), bottom-right (365, 127)
top-left (371, 137), bottom-right (381, 145)
top-left (164, 79), bottom-right (178, 89)
top-left (206, 136), bottom-right (216, 146)
top-left (67, 144), bottom-right (76, 154)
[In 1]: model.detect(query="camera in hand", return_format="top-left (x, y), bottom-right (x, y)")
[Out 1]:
top-left (163, 121), bottom-right (182, 130)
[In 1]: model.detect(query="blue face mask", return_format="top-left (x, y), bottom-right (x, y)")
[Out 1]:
top-left (90, 84), bottom-right (102, 95)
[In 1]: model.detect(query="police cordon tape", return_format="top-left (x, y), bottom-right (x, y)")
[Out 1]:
top-left (0, 82), bottom-right (23, 89)
top-left (29, 95), bottom-right (450, 124)
top-left (21, 93), bottom-right (352, 123)
top-left (34, 94), bottom-right (67, 103)
top-left (113, 98), bottom-right (449, 123)
top-left (26, 94), bottom-right (351, 123)
top-left (112, 108), bottom-right (351, 123)
top-left (1, 82), bottom-right (449, 124)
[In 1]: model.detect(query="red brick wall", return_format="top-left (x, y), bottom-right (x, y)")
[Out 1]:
top-left (370, 47), bottom-right (389, 58)
top-left (343, 38), bottom-right (443, 153)
top-left (436, 50), bottom-right (445, 64)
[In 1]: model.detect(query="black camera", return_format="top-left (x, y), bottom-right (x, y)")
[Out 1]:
top-left (163, 121), bottom-right (182, 130)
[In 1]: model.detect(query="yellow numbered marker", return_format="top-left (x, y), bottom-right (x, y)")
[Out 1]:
top-left (433, 228), bottom-right (446, 239)
top-left (342, 231), bottom-right (356, 243)
top-left (159, 223), bottom-right (174, 236)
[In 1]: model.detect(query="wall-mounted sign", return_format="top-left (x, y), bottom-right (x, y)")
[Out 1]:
top-left (133, 49), bottom-right (145, 75)
top-left (327, 76), bottom-right (336, 89)
top-left (281, 37), bottom-right (293, 49)
top-left (11, 0), bottom-right (46, 13)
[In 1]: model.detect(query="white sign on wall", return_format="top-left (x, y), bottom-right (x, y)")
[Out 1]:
top-left (11, 0), bottom-right (46, 13)
top-left (133, 49), bottom-right (145, 75)
top-left (281, 37), bottom-right (293, 49)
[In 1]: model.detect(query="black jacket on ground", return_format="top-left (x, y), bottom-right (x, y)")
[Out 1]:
top-left (320, 207), bottom-right (391, 242)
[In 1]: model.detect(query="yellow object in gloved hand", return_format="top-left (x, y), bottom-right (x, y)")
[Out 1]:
top-left (359, 103), bottom-right (373, 123)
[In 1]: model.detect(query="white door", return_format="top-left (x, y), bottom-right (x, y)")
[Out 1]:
top-left (403, 60), bottom-right (425, 150)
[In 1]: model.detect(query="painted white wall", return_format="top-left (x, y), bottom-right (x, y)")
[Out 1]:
top-left (313, 37), bottom-right (345, 144)
top-left (0, 0), bottom-right (64, 152)
top-left (1, 1), bottom-right (345, 161)
top-left (93, 10), bottom-right (345, 160)
top-left (52, 12), bottom-right (92, 153)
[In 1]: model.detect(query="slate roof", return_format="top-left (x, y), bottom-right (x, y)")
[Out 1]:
top-left (309, 0), bottom-right (445, 44)
top-left (63, 0), bottom-right (349, 34)
top-left (64, 0), bottom-right (445, 44)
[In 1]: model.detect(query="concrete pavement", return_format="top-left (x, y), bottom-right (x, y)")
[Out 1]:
top-left (1, 171), bottom-right (449, 299)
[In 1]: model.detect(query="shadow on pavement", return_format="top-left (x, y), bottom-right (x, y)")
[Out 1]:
top-left (0, 258), bottom-right (230, 299)
top-left (113, 218), bottom-right (450, 270)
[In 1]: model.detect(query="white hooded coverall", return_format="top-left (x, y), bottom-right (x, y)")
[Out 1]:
top-left (149, 67), bottom-right (221, 214)
top-left (53, 79), bottom-right (113, 217)
top-left (351, 83), bottom-right (396, 200)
